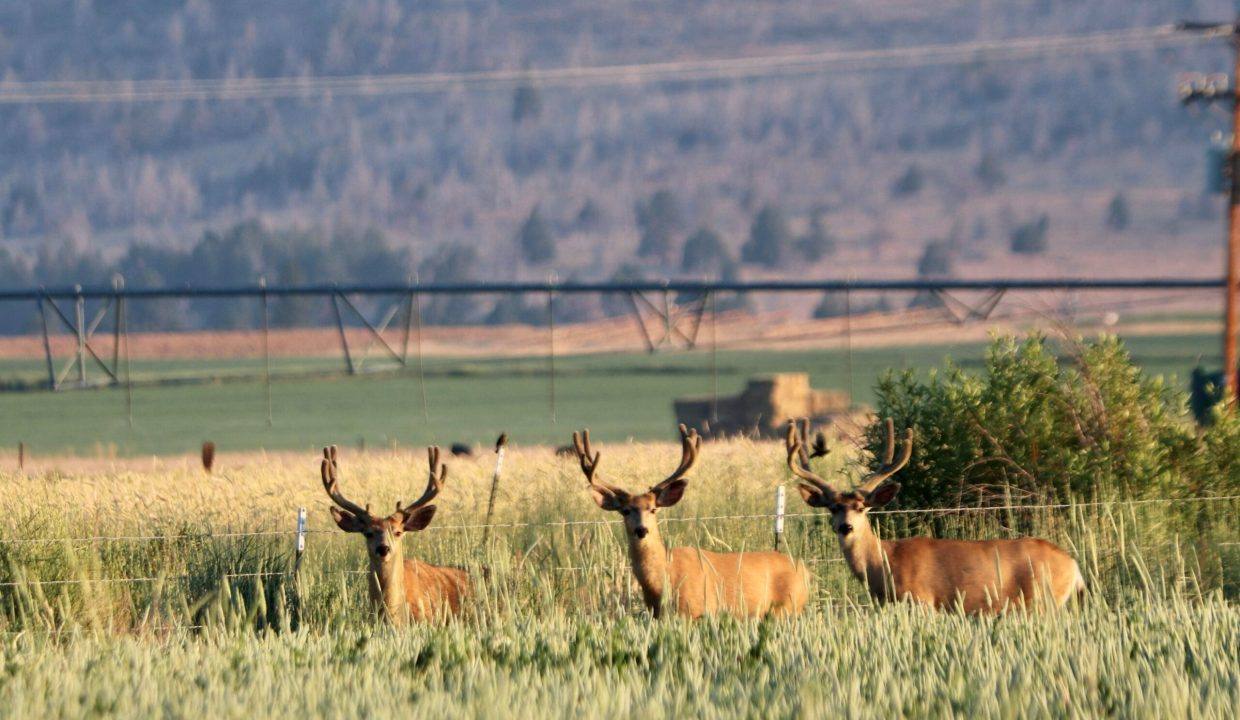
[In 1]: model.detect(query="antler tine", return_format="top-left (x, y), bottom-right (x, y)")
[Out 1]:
top-left (570, 429), bottom-right (625, 494)
top-left (398, 445), bottom-right (447, 513)
top-left (858, 420), bottom-right (914, 493)
top-left (320, 445), bottom-right (370, 518)
top-left (796, 418), bottom-right (812, 466)
top-left (785, 420), bottom-right (839, 496)
top-left (652, 423), bottom-right (701, 491)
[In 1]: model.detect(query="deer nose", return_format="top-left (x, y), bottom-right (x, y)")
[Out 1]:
top-left (633, 527), bottom-right (649, 539)
top-left (837, 523), bottom-right (853, 536)
top-left (375, 544), bottom-right (391, 557)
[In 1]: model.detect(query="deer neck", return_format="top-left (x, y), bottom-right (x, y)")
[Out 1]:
top-left (627, 526), bottom-right (670, 610)
top-left (368, 545), bottom-right (408, 623)
top-left (838, 521), bottom-right (892, 600)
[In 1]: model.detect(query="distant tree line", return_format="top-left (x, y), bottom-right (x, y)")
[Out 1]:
top-left (0, 221), bottom-right (416, 334)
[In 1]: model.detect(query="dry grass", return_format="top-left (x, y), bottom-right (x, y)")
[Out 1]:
top-left (0, 441), bottom-right (1235, 718)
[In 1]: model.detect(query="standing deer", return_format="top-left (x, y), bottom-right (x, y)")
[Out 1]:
top-left (786, 418), bottom-right (1085, 614)
top-left (571, 424), bottom-right (809, 618)
top-left (319, 445), bottom-right (471, 623)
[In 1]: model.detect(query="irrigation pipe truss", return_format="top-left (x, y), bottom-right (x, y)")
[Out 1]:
top-left (0, 25), bottom-right (1224, 105)
top-left (0, 277), bottom-right (1227, 302)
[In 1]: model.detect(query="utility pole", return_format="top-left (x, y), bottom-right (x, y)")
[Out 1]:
top-left (1179, 19), bottom-right (1240, 403)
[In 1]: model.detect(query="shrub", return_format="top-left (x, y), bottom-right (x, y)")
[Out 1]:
top-left (864, 334), bottom-right (1240, 507)
top-left (1106, 192), bottom-right (1130, 231)
top-left (635, 190), bottom-right (681, 261)
top-left (681, 227), bottom-right (728, 273)
top-left (890, 164), bottom-right (924, 197)
top-left (795, 212), bottom-right (835, 262)
top-left (1010, 214), bottom-right (1049, 255)
top-left (517, 205), bottom-right (555, 264)
top-left (740, 204), bottom-right (790, 268)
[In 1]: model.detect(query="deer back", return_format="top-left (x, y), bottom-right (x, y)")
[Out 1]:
top-left (882, 536), bottom-right (1084, 613)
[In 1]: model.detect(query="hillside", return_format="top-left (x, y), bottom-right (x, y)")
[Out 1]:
top-left (0, 1), bottom-right (1235, 324)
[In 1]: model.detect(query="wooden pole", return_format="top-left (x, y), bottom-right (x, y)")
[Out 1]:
top-left (1226, 33), bottom-right (1240, 404)
top-left (480, 433), bottom-right (508, 547)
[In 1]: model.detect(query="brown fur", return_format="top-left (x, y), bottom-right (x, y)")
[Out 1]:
top-left (358, 516), bottom-right (472, 623)
top-left (321, 445), bottom-right (472, 624)
top-left (629, 527), bottom-right (810, 618)
top-left (789, 419), bottom-right (1085, 615)
top-left (836, 518), bottom-right (1085, 613)
top-left (572, 426), bottom-right (809, 619)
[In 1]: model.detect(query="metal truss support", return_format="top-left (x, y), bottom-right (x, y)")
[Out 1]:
top-left (38, 282), bottom-right (123, 390)
top-left (933, 288), bottom-right (1007, 324)
top-left (625, 289), bottom-right (710, 353)
top-left (332, 290), bottom-right (410, 375)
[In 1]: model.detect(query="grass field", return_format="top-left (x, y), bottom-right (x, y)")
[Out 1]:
top-left (0, 442), bottom-right (1236, 717)
top-left (0, 331), bottom-right (1223, 457)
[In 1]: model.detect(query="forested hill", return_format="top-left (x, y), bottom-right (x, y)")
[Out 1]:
top-left (0, 1), bottom-right (1236, 330)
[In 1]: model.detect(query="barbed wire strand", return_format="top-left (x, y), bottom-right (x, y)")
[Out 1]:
top-left (1, 494), bottom-right (1236, 545)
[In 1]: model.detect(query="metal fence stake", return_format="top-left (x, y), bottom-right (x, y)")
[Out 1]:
top-left (774, 485), bottom-right (786, 551)
top-left (481, 433), bottom-right (508, 547)
top-left (293, 507), bottom-right (307, 576)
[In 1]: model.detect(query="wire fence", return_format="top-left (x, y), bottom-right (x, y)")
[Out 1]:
top-left (2, 494), bottom-right (1235, 589)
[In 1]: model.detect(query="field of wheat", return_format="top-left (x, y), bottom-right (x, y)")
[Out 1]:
top-left (1, 440), bottom-right (1236, 718)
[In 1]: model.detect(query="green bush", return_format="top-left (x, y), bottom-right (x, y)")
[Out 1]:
top-left (866, 334), bottom-right (1240, 507)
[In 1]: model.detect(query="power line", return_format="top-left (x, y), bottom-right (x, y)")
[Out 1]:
top-left (0, 25), bottom-right (1224, 105)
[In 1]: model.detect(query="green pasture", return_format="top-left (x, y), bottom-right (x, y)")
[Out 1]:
top-left (0, 331), bottom-right (1221, 456)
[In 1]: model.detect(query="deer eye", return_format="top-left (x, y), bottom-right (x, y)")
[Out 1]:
top-left (619, 508), bottom-right (631, 516)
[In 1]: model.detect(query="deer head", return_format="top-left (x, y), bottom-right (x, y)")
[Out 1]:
top-left (570, 424), bottom-right (700, 541)
top-left (320, 445), bottom-right (446, 563)
top-left (786, 417), bottom-right (911, 537)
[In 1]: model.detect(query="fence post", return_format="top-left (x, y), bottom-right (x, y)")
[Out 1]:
top-left (481, 433), bottom-right (508, 547)
top-left (773, 485), bottom-right (786, 551)
top-left (17, 441), bottom-right (24, 471)
top-left (293, 507), bottom-right (307, 575)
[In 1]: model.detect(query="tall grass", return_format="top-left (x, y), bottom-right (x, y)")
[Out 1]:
top-left (0, 442), bottom-right (1236, 717)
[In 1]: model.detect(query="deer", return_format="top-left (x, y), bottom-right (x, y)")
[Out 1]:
top-left (786, 418), bottom-right (1086, 614)
top-left (319, 445), bottom-right (471, 623)
top-left (570, 424), bottom-right (809, 619)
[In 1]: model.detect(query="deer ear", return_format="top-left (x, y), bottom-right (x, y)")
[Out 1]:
top-left (329, 506), bottom-right (366, 533)
top-left (590, 487), bottom-right (625, 511)
top-left (797, 484), bottom-right (832, 508)
top-left (655, 480), bottom-right (687, 507)
top-left (401, 505), bottom-right (437, 531)
top-left (867, 482), bottom-right (901, 508)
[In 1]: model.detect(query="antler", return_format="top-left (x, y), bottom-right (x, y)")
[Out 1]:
top-left (651, 423), bottom-right (701, 492)
top-left (857, 417), bottom-right (913, 493)
top-left (570, 429), bottom-right (626, 495)
top-left (785, 420), bottom-right (839, 497)
top-left (396, 446), bottom-right (447, 514)
top-left (320, 445), bottom-right (371, 518)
